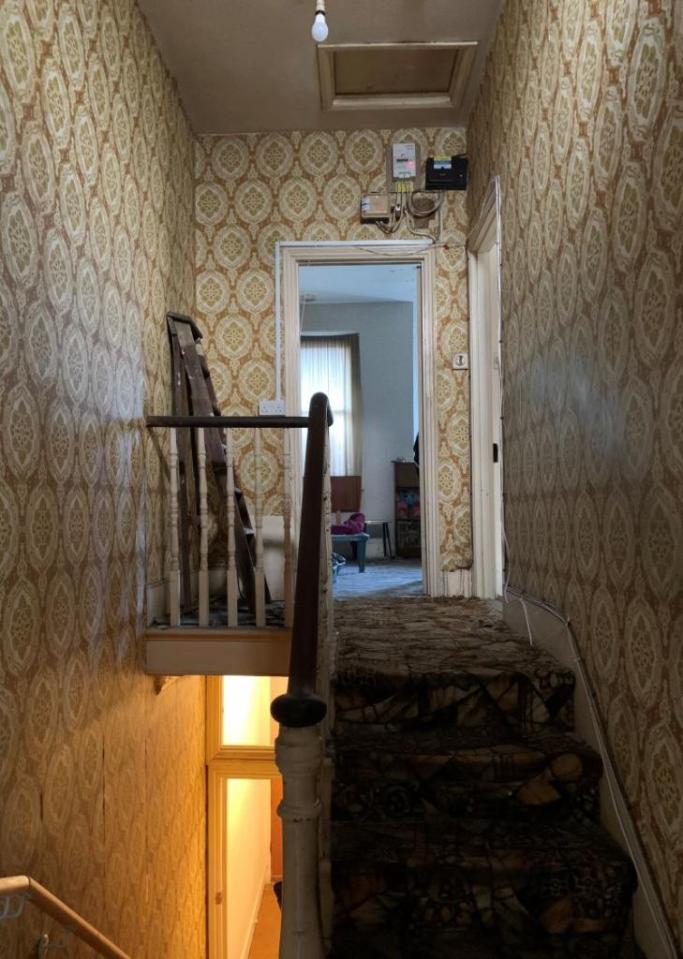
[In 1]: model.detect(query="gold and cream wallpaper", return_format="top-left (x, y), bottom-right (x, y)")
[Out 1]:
top-left (468, 0), bottom-right (682, 943)
top-left (194, 129), bottom-right (474, 570)
top-left (0, 0), bottom-right (205, 956)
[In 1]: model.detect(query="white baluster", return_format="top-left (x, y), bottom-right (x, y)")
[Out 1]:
top-left (254, 429), bottom-right (265, 628)
top-left (197, 428), bottom-right (210, 628)
top-left (283, 430), bottom-right (294, 629)
top-left (226, 429), bottom-right (238, 628)
top-left (275, 724), bottom-right (325, 959)
top-left (168, 427), bottom-right (181, 627)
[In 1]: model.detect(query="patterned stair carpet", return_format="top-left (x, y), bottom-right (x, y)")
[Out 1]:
top-left (327, 597), bottom-right (638, 958)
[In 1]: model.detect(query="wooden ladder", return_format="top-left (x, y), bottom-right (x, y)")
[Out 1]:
top-left (166, 312), bottom-right (269, 615)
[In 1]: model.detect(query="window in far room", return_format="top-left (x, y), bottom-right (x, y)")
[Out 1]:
top-left (300, 333), bottom-right (361, 475)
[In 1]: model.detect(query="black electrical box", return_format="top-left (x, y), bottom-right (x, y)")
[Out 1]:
top-left (425, 155), bottom-right (468, 191)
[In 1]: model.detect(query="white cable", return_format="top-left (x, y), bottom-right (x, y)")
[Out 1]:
top-left (504, 585), bottom-right (678, 959)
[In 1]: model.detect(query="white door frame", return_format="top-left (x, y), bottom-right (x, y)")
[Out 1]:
top-left (468, 178), bottom-right (504, 598)
top-left (280, 240), bottom-right (443, 596)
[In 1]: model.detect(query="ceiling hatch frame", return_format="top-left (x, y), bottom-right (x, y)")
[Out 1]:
top-left (317, 41), bottom-right (478, 113)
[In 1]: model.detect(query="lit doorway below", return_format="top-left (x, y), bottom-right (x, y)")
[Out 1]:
top-left (299, 262), bottom-right (423, 599)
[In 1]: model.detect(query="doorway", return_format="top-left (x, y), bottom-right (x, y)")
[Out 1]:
top-left (281, 241), bottom-right (442, 597)
top-left (299, 262), bottom-right (422, 597)
top-left (468, 179), bottom-right (504, 598)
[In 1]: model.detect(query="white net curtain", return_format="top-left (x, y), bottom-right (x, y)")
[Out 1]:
top-left (300, 334), bottom-right (362, 476)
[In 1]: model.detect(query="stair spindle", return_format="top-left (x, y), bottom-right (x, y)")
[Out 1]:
top-left (197, 428), bottom-right (210, 627)
top-left (226, 429), bottom-right (238, 628)
top-left (168, 427), bottom-right (181, 627)
top-left (283, 429), bottom-right (294, 628)
top-left (254, 429), bottom-right (265, 627)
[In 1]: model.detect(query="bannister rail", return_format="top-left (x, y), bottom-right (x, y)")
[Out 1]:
top-left (271, 392), bottom-right (332, 728)
top-left (0, 875), bottom-right (131, 959)
top-left (270, 393), bottom-right (333, 959)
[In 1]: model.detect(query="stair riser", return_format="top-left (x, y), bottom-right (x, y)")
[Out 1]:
top-left (332, 863), bottom-right (634, 941)
top-left (332, 778), bottom-right (600, 824)
top-left (332, 747), bottom-right (602, 823)
top-left (334, 672), bottom-right (575, 735)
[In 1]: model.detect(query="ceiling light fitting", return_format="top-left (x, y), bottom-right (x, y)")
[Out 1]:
top-left (311, 0), bottom-right (328, 42)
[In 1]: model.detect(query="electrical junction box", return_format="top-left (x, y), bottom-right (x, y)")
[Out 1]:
top-left (425, 155), bottom-right (468, 190)
top-left (391, 142), bottom-right (418, 180)
top-left (360, 193), bottom-right (391, 222)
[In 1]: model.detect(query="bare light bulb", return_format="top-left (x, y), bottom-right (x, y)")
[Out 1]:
top-left (311, 11), bottom-right (328, 42)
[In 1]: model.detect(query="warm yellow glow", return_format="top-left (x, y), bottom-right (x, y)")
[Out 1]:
top-left (222, 676), bottom-right (272, 746)
top-left (226, 778), bottom-right (270, 958)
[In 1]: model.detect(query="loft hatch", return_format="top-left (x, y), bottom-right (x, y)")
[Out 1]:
top-left (317, 41), bottom-right (477, 113)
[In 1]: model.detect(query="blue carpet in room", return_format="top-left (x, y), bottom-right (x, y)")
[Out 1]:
top-left (333, 559), bottom-right (423, 599)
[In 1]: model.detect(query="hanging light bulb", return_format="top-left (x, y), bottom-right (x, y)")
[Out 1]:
top-left (311, 0), bottom-right (328, 42)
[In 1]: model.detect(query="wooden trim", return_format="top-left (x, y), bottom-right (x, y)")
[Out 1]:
top-left (467, 177), bottom-right (503, 599)
top-left (206, 676), bottom-right (223, 763)
top-left (207, 768), bottom-right (227, 959)
top-left (0, 876), bottom-right (130, 959)
top-left (283, 241), bottom-right (443, 597)
top-left (317, 42), bottom-right (477, 113)
top-left (145, 630), bottom-right (291, 678)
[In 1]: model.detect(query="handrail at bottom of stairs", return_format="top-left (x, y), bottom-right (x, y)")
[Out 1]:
top-left (0, 875), bottom-right (131, 959)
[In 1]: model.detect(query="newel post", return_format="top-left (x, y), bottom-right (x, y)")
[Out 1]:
top-left (272, 695), bottom-right (327, 959)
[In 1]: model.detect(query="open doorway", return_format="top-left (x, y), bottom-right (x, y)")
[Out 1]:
top-left (299, 262), bottom-right (423, 598)
top-left (281, 241), bottom-right (442, 597)
top-left (468, 179), bottom-right (504, 598)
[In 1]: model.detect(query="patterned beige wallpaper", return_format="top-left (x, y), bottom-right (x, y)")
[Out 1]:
top-left (194, 129), bottom-right (473, 570)
top-left (0, 1), bottom-right (205, 956)
top-left (468, 0), bottom-right (682, 944)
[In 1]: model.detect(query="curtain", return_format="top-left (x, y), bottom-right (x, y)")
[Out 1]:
top-left (301, 334), bottom-right (362, 476)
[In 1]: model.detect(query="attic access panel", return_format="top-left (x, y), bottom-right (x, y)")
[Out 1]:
top-left (318, 42), bottom-right (477, 113)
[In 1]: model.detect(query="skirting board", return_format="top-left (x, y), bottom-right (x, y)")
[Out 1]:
top-left (445, 568), bottom-right (472, 598)
top-left (504, 595), bottom-right (677, 959)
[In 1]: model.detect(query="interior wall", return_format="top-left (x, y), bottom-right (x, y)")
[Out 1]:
top-left (467, 0), bottom-right (682, 945)
top-left (303, 301), bottom-right (416, 552)
top-left (194, 128), bottom-right (472, 570)
top-left (0, 1), bottom-right (205, 956)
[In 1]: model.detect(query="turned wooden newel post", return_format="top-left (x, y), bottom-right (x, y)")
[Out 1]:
top-left (272, 694), bottom-right (327, 959)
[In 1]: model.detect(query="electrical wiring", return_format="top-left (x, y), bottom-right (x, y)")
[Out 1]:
top-left (503, 583), bottom-right (679, 959)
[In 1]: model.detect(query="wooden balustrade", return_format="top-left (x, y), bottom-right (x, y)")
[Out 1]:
top-left (271, 393), bottom-right (332, 959)
top-left (146, 411), bottom-right (315, 633)
top-left (147, 396), bottom-right (333, 959)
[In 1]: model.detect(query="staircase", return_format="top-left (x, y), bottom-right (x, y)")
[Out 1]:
top-left (327, 596), bottom-right (638, 958)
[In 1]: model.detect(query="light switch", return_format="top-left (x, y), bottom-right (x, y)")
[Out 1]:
top-left (453, 352), bottom-right (469, 370)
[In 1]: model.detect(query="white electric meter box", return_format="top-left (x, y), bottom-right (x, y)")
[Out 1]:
top-left (391, 142), bottom-right (418, 180)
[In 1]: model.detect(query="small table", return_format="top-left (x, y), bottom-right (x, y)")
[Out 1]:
top-left (364, 520), bottom-right (393, 558)
top-left (331, 532), bottom-right (370, 572)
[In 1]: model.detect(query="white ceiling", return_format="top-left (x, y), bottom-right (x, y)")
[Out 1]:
top-left (299, 263), bottom-right (418, 305)
top-left (138, 0), bottom-right (503, 133)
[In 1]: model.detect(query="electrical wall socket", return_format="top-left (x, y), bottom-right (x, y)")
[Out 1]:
top-left (259, 399), bottom-right (286, 416)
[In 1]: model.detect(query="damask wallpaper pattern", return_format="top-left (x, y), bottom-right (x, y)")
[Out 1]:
top-left (194, 129), bottom-right (474, 569)
top-left (467, 0), bottom-right (682, 943)
top-left (0, 1), bottom-right (205, 956)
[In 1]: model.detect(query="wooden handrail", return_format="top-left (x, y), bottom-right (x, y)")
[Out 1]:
top-left (0, 876), bottom-right (131, 958)
top-left (271, 392), bottom-right (332, 729)
top-left (146, 414), bottom-right (310, 429)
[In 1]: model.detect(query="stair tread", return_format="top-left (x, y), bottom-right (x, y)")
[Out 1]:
top-left (332, 815), bottom-right (630, 861)
top-left (332, 724), bottom-right (599, 763)
top-left (331, 728), bottom-right (602, 823)
top-left (332, 598), bottom-right (575, 733)
top-left (332, 923), bottom-right (634, 958)
top-left (331, 819), bottom-right (636, 938)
